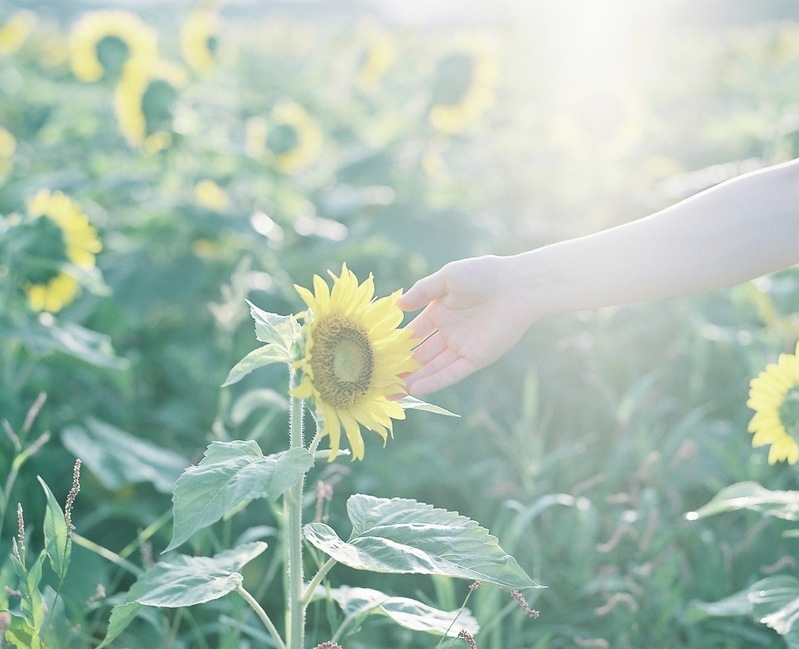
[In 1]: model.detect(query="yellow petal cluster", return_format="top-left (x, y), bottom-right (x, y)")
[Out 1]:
top-left (747, 341), bottom-right (799, 464)
top-left (269, 101), bottom-right (323, 174)
top-left (24, 190), bottom-right (101, 313)
top-left (292, 263), bottom-right (419, 461)
top-left (69, 10), bottom-right (158, 82)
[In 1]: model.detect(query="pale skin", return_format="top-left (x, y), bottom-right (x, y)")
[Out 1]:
top-left (398, 158), bottom-right (799, 396)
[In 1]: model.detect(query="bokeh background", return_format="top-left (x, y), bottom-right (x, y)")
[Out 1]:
top-left (2, 0), bottom-right (799, 647)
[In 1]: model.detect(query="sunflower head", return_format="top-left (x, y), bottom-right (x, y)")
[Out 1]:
top-left (69, 10), bottom-right (158, 83)
top-left (0, 10), bottom-right (37, 55)
top-left (181, 8), bottom-right (218, 75)
top-left (428, 45), bottom-right (498, 135)
top-left (747, 341), bottom-right (799, 464)
top-left (292, 263), bottom-right (419, 461)
top-left (10, 190), bottom-right (101, 313)
top-left (266, 101), bottom-right (323, 174)
top-left (114, 58), bottom-right (185, 152)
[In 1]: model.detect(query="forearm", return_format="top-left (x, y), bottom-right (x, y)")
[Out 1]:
top-left (518, 159), bottom-right (799, 317)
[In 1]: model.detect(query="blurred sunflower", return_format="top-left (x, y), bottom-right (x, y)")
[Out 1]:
top-left (0, 127), bottom-right (16, 180)
top-left (292, 263), bottom-right (419, 461)
top-left (428, 43), bottom-right (498, 135)
top-left (181, 6), bottom-right (218, 75)
top-left (265, 101), bottom-right (323, 174)
top-left (547, 81), bottom-right (645, 161)
top-left (747, 341), bottom-right (799, 464)
top-left (114, 57), bottom-right (186, 153)
top-left (15, 190), bottom-right (102, 313)
top-left (0, 10), bottom-right (36, 55)
top-left (69, 10), bottom-right (158, 82)
top-left (355, 30), bottom-right (396, 94)
top-left (194, 178), bottom-right (230, 211)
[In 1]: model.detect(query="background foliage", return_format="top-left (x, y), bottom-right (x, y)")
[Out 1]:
top-left (2, 0), bottom-right (799, 647)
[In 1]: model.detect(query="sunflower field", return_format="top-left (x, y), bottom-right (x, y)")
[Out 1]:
top-left (2, 1), bottom-right (799, 648)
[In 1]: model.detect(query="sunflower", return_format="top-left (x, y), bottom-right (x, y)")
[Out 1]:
top-left (181, 6), bottom-right (218, 75)
top-left (114, 57), bottom-right (186, 152)
top-left (69, 10), bottom-right (158, 83)
top-left (266, 101), bottom-right (323, 174)
top-left (194, 178), bottom-right (229, 211)
top-left (747, 341), bottom-right (799, 464)
top-left (0, 10), bottom-right (36, 55)
top-left (292, 264), bottom-right (419, 461)
top-left (355, 29), bottom-right (396, 94)
top-left (20, 190), bottom-right (101, 313)
top-left (428, 43), bottom-right (498, 135)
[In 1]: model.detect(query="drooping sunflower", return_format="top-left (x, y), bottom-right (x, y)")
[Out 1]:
top-left (114, 57), bottom-right (186, 153)
top-left (428, 43), bottom-right (498, 135)
top-left (292, 264), bottom-right (419, 461)
top-left (266, 100), bottom-right (323, 174)
top-left (181, 6), bottom-right (218, 75)
top-left (20, 190), bottom-right (102, 313)
top-left (69, 10), bottom-right (158, 83)
top-left (747, 341), bottom-right (799, 464)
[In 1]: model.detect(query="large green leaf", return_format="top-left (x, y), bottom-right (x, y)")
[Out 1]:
top-left (689, 481), bottom-right (799, 521)
top-left (98, 542), bottom-right (266, 648)
top-left (247, 300), bottom-right (300, 348)
top-left (38, 477), bottom-right (71, 582)
top-left (749, 575), bottom-right (799, 648)
top-left (324, 585), bottom-right (479, 637)
top-left (304, 495), bottom-right (541, 590)
top-left (61, 418), bottom-right (189, 494)
top-left (12, 320), bottom-right (128, 370)
top-left (167, 441), bottom-right (313, 551)
top-left (222, 344), bottom-right (292, 387)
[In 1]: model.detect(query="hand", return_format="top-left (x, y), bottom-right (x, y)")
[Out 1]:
top-left (397, 255), bottom-right (536, 396)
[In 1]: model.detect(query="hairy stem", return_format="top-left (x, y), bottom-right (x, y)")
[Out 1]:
top-left (286, 368), bottom-right (305, 649)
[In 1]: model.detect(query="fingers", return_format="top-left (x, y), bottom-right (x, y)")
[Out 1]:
top-left (404, 308), bottom-right (439, 344)
top-left (405, 354), bottom-right (477, 396)
top-left (397, 271), bottom-right (447, 312)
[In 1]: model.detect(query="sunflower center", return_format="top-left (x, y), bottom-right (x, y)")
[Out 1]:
top-left (17, 216), bottom-right (69, 284)
top-left (96, 35), bottom-right (129, 81)
top-left (142, 79), bottom-right (177, 134)
top-left (780, 387), bottom-right (799, 436)
top-left (267, 124), bottom-right (300, 155)
top-left (310, 316), bottom-right (374, 408)
top-left (431, 52), bottom-right (474, 107)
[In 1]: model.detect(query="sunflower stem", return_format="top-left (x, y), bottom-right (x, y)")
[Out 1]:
top-left (285, 368), bottom-right (306, 649)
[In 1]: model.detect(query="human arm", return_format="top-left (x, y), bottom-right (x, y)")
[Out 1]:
top-left (398, 158), bottom-right (799, 396)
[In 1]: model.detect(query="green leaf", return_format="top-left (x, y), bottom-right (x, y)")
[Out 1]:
top-left (61, 418), bottom-right (189, 494)
top-left (38, 477), bottom-right (71, 582)
top-left (98, 543), bottom-right (266, 648)
top-left (325, 585), bottom-right (479, 637)
top-left (222, 344), bottom-right (292, 387)
top-left (684, 589), bottom-right (753, 624)
top-left (4, 617), bottom-right (42, 649)
top-left (13, 320), bottom-right (128, 370)
top-left (167, 442), bottom-right (313, 551)
top-left (304, 495), bottom-right (541, 590)
top-left (398, 396), bottom-right (459, 417)
top-left (96, 602), bottom-right (142, 649)
top-left (247, 300), bottom-right (300, 349)
top-left (749, 575), bottom-right (799, 648)
top-left (688, 481), bottom-right (799, 521)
